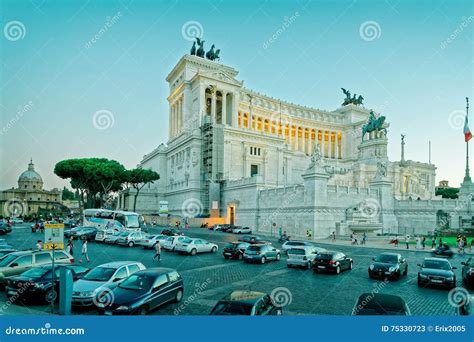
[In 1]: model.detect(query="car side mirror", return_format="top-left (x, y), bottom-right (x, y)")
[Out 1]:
top-left (452, 267), bottom-right (457, 270)
top-left (10, 263), bottom-right (18, 268)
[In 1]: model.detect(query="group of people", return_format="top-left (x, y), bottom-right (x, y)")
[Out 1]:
top-left (350, 232), bottom-right (368, 245)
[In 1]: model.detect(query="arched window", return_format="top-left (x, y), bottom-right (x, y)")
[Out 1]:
top-left (243, 113), bottom-right (248, 128)
top-left (264, 119), bottom-right (269, 133)
top-left (257, 117), bottom-right (263, 131)
top-left (238, 112), bottom-right (242, 127)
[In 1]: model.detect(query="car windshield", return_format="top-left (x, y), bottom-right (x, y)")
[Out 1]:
top-left (181, 238), bottom-right (193, 244)
top-left (119, 274), bottom-right (153, 291)
top-left (211, 302), bottom-right (253, 315)
top-left (84, 267), bottom-right (116, 281)
top-left (317, 253), bottom-right (334, 260)
top-left (375, 254), bottom-right (398, 263)
top-left (125, 215), bottom-right (140, 228)
top-left (247, 246), bottom-right (261, 252)
top-left (288, 249), bottom-right (306, 255)
top-left (0, 254), bottom-right (18, 267)
top-left (146, 235), bottom-right (156, 239)
top-left (21, 267), bottom-right (51, 278)
top-left (119, 232), bottom-right (129, 236)
top-left (423, 260), bottom-right (451, 270)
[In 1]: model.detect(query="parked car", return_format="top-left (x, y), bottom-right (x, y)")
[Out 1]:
top-left (116, 231), bottom-right (148, 247)
top-left (368, 253), bottom-right (408, 280)
top-left (461, 257), bottom-right (474, 288)
top-left (417, 257), bottom-right (457, 289)
top-left (161, 228), bottom-right (183, 236)
top-left (211, 224), bottom-right (226, 231)
top-left (232, 226), bottom-right (252, 234)
top-left (72, 261), bottom-right (145, 306)
top-left (352, 293), bottom-right (411, 315)
top-left (210, 291), bottom-right (282, 315)
top-left (0, 249), bottom-right (74, 286)
top-left (175, 238), bottom-right (218, 255)
top-left (0, 223), bottom-right (12, 235)
top-left (312, 251), bottom-right (353, 274)
top-left (104, 231), bottom-right (128, 245)
top-left (223, 225), bottom-right (237, 233)
top-left (0, 248), bottom-right (17, 258)
top-left (431, 244), bottom-right (454, 258)
top-left (161, 235), bottom-right (188, 251)
top-left (5, 264), bottom-right (89, 303)
top-left (137, 234), bottom-right (168, 249)
top-left (239, 235), bottom-right (270, 245)
top-left (287, 246), bottom-right (326, 269)
top-left (63, 219), bottom-right (79, 228)
top-left (64, 226), bottom-right (98, 240)
top-left (95, 228), bottom-right (121, 242)
top-left (223, 242), bottom-right (250, 260)
top-left (95, 268), bottom-right (184, 315)
top-left (11, 218), bottom-right (24, 224)
top-left (30, 222), bottom-right (44, 232)
top-left (281, 240), bottom-right (314, 254)
top-left (243, 244), bottom-right (281, 264)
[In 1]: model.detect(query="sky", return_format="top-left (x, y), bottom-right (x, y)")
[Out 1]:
top-left (0, 0), bottom-right (473, 191)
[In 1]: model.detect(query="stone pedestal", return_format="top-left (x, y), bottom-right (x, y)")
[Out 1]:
top-left (369, 177), bottom-right (398, 234)
top-left (302, 165), bottom-right (330, 238)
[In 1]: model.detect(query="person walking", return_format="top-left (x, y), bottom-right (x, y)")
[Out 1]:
top-left (431, 236), bottom-right (436, 249)
top-left (421, 237), bottom-right (426, 250)
top-left (66, 239), bottom-right (74, 256)
top-left (405, 235), bottom-right (410, 249)
top-left (332, 231), bottom-right (336, 242)
top-left (79, 240), bottom-right (90, 263)
top-left (416, 236), bottom-right (421, 249)
top-left (362, 232), bottom-right (367, 245)
top-left (153, 240), bottom-right (162, 261)
top-left (35, 240), bottom-right (43, 250)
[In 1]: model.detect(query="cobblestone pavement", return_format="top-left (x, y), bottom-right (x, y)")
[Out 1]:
top-left (1, 224), bottom-right (472, 316)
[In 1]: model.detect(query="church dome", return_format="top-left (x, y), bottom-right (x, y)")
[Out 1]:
top-left (18, 159), bottom-right (43, 189)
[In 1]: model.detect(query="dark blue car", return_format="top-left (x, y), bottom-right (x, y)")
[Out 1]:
top-left (96, 268), bottom-right (184, 315)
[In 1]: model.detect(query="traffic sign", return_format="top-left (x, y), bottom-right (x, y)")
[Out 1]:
top-left (44, 223), bottom-right (64, 250)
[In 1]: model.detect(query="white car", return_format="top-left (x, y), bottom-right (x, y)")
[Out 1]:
top-left (174, 238), bottom-right (218, 255)
top-left (162, 235), bottom-right (188, 251)
top-left (287, 246), bottom-right (326, 269)
top-left (72, 261), bottom-right (145, 306)
top-left (12, 218), bottom-right (24, 224)
top-left (137, 234), bottom-right (168, 248)
top-left (95, 228), bottom-right (119, 242)
top-left (232, 226), bottom-right (252, 234)
top-left (281, 240), bottom-right (314, 254)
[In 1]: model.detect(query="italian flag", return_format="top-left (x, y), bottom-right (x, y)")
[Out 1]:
top-left (465, 112), bottom-right (472, 142)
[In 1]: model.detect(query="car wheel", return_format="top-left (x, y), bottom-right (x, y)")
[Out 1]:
top-left (136, 305), bottom-right (149, 315)
top-left (336, 266), bottom-right (341, 274)
top-left (276, 253), bottom-right (281, 261)
top-left (211, 246), bottom-right (217, 253)
top-left (260, 256), bottom-right (266, 264)
top-left (174, 289), bottom-right (183, 303)
top-left (128, 242), bottom-right (134, 247)
top-left (45, 289), bottom-right (57, 303)
top-left (394, 270), bottom-right (401, 281)
top-left (349, 261), bottom-right (353, 270)
top-left (191, 248), bottom-right (197, 256)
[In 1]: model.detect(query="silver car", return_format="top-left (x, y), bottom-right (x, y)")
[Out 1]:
top-left (104, 231), bottom-right (128, 245)
top-left (281, 240), bottom-right (314, 254)
top-left (174, 238), bottom-right (218, 255)
top-left (136, 234), bottom-right (168, 249)
top-left (162, 235), bottom-right (188, 251)
top-left (72, 261), bottom-right (145, 306)
top-left (116, 231), bottom-right (147, 247)
top-left (287, 246), bottom-right (326, 269)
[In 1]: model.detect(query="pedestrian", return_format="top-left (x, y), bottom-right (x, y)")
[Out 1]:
top-left (79, 240), bottom-right (90, 263)
top-left (438, 237), bottom-right (443, 248)
top-left (153, 240), bottom-right (161, 261)
top-left (416, 236), bottom-right (421, 249)
top-left (350, 233), bottom-right (355, 245)
top-left (431, 237), bottom-right (436, 249)
top-left (405, 235), bottom-right (410, 249)
top-left (35, 240), bottom-right (43, 250)
top-left (354, 233), bottom-right (359, 245)
top-left (66, 239), bottom-right (74, 256)
top-left (394, 236), bottom-right (399, 247)
top-left (306, 229), bottom-right (312, 239)
top-left (332, 231), bottom-right (336, 242)
top-left (458, 239), bottom-right (465, 255)
top-left (362, 232), bottom-right (367, 245)
top-left (422, 237), bottom-right (426, 250)
top-left (278, 226), bottom-right (282, 239)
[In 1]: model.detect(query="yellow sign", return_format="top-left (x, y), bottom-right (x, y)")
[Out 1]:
top-left (45, 223), bottom-right (65, 229)
top-left (44, 243), bottom-right (65, 250)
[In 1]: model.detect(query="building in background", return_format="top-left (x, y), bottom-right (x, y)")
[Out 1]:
top-left (0, 159), bottom-right (64, 218)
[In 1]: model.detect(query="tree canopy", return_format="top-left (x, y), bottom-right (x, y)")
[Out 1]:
top-left (124, 168), bottom-right (160, 212)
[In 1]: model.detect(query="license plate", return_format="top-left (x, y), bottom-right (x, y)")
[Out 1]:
top-left (224, 252), bottom-right (231, 255)
top-left (318, 266), bottom-right (325, 269)
top-left (104, 311), bottom-right (112, 316)
top-left (431, 279), bottom-right (443, 283)
top-left (384, 272), bottom-right (391, 275)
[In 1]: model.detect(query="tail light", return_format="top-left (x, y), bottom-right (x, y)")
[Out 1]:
top-left (329, 260), bottom-right (336, 265)
top-left (125, 237), bottom-right (128, 241)
top-left (70, 258), bottom-right (75, 263)
top-left (256, 252), bottom-right (261, 255)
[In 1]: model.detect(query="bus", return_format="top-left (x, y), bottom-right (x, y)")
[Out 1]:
top-left (83, 209), bottom-right (145, 242)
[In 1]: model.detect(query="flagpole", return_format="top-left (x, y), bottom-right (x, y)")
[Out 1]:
top-left (465, 97), bottom-right (471, 182)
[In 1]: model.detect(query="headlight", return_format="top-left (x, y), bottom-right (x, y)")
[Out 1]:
top-left (82, 291), bottom-right (94, 297)
top-left (389, 266), bottom-right (396, 272)
top-left (369, 265), bottom-right (374, 270)
top-left (419, 274), bottom-right (428, 278)
top-left (116, 306), bottom-right (129, 311)
top-left (96, 303), bottom-right (105, 308)
top-left (446, 276), bottom-right (454, 281)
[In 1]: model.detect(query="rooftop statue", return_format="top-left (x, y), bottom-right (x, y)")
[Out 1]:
top-left (341, 88), bottom-right (364, 106)
top-left (190, 38), bottom-right (221, 61)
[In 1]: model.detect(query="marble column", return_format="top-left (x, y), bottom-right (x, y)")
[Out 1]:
top-left (169, 103), bottom-right (173, 138)
top-left (295, 127), bottom-right (299, 151)
top-left (222, 91), bottom-right (227, 125)
top-left (199, 86), bottom-right (206, 126)
top-left (232, 92), bottom-right (238, 127)
top-left (211, 92), bottom-right (217, 124)
top-left (300, 128), bottom-right (305, 153)
top-left (177, 98), bottom-right (182, 134)
top-left (322, 131), bottom-right (326, 157)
